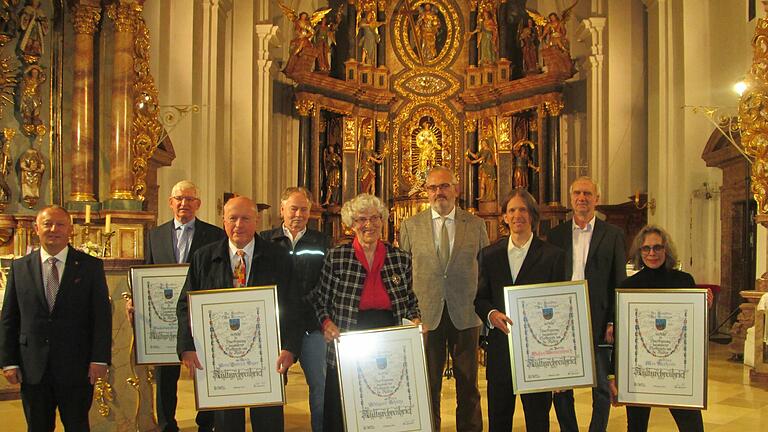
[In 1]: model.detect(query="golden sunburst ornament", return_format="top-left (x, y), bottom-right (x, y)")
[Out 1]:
top-left (0, 54), bottom-right (16, 120)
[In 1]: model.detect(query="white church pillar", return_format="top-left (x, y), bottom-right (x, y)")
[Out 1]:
top-left (579, 17), bottom-right (607, 194)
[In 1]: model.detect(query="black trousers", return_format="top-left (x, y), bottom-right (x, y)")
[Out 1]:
top-left (626, 406), bottom-right (704, 432)
top-left (155, 365), bottom-right (214, 432)
top-left (20, 370), bottom-right (94, 432)
top-left (323, 310), bottom-right (397, 432)
top-left (487, 373), bottom-right (551, 432)
top-left (214, 406), bottom-right (284, 431)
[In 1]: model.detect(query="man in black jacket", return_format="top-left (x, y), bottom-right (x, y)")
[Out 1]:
top-left (130, 180), bottom-right (225, 432)
top-left (177, 196), bottom-right (301, 431)
top-left (549, 177), bottom-right (627, 432)
top-left (261, 187), bottom-right (330, 432)
top-left (1, 206), bottom-right (111, 431)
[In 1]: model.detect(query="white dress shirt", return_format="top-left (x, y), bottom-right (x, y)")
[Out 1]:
top-left (39, 246), bottom-right (68, 287)
top-left (571, 216), bottom-right (596, 281)
top-left (229, 238), bottom-right (256, 280)
top-left (282, 225), bottom-right (307, 249)
top-left (488, 234), bottom-right (533, 328)
top-left (431, 207), bottom-right (456, 253)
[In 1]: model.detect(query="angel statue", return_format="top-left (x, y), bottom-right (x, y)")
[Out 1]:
top-left (512, 139), bottom-right (539, 190)
top-left (314, 6), bottom-right (343, 72)
top-left (527, 0), bottom-right (578, 52)
top-left (357, 11), bottom-right (386, 66)
top-left (279, 1), bottom-right (331, 74)
top-left (467, 9), bottom-right (498, 65)
top-left (466, 130), bottom-right (497, 201)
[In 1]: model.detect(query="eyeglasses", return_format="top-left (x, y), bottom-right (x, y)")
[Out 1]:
top-left (172, 196), bottom-right (199, 203)
top-left (353, 215), bottom-right (383, 225)
top-left (425, 183), bottom-right (454, 193)
top-left (640, 245), bottom-right (665, 254)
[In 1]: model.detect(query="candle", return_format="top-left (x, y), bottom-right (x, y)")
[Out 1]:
top-left (84, 204), bottom-right (91, 224)
top-left (105, 214), bottom-right (111, 233)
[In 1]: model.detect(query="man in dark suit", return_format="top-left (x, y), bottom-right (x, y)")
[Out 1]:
top-left (177, 196), bottom-right (302, 431)
top-left (549, 177), bottom-right (627, 432)
top-left (475, 189), bottom-right (566, 432)
top-left (129, 180), bottom-right (225, 432)
top-left (1, 205), bottom-right (112, 431)
top-left (261, 187), bottom-right (330, 432)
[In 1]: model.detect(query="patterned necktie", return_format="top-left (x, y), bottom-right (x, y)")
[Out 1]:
top-left (438, 217), bottom-right (450, 269)
top-left (45, 257), bottom-right (59, 312)
top-left (176, 225), bottom-right (190, 264)
top-left (234, 250), bottom-right (246, 287)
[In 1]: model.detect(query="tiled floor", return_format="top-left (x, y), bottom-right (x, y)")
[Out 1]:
top-left (1, 343), bottom-right (766, 431)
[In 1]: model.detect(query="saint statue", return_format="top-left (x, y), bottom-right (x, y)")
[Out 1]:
top-left (322, 142), bottom-right (341, 206)
top-left (512, 140), bottom-right (539, 190)
top-left (519, 18), bottom-right (539, 74)
top-left (0, 128), bottom-right (12, 211)
top-left (19, 64), bottom-right (45, 137)
top-left (314, 7), bottom-right (342, 73)
top-left (415, 3), bottom-right (441, 61)
top-left (415, 120), bottom-right (441, 176)
top-left (279, 2), bottom-right (331, 74)
top-left (468, 9), bottom-right (498, 66)
top-left (466, 133), bottom-right (497, 201)
top-left (357, 11), bottom-right (385, 66)
top-left (18, 0), bottom-right (47, 61)
top-left (358, 121), bottom-right (385, 195)
top-left (18, 144), bottom-right (44, 208)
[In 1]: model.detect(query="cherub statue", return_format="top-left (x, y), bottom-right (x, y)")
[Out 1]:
top-left (467, 9), bottom-right (498, 65)
top-left (512, 139), bottom-right (539, 190)
top-left (18, 0), bottom-right (47, 61)
top-left (279, 1), bottom-right (331, 73)
top-left (466, 129), bottom-right (497, 201)
top-left (314, 6), bottom-right (343, 72)
top-left (527, 0), bottom-right (578, 52)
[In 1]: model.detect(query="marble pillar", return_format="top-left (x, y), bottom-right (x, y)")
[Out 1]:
top-left (69, 3), bottom-right (101, 208)
top-left (106, 3), bottom-right (137, 204)
top-left (296, 99), bottom-right (314, 188)
top-left (347, 1), bottom-right (357, 61)
top-left (546, 101), bottom-right (564, 206)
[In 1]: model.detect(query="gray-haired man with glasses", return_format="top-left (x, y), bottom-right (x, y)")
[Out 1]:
top-left (399, 166), bottom-right (489, 431)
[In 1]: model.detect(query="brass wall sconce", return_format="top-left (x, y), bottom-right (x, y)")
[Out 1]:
top-left (634, 190), bottom-right (656, 215)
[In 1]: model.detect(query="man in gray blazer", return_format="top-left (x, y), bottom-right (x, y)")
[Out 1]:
top-left (399, 166), bottom-right (489, 431)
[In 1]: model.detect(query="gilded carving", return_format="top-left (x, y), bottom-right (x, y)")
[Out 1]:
top-left (131, 13), bottom-right (163, 201)
top-left (343, 116), bottom-right (356, 150)
top-left (464, 118), bottom-right (477, 133)
top-left (279, 2), bottom-right (332, 74)
top-left (0, 128), bottom-right (12, 211)
top-left (0, 53), bottom-right (17, 119)
top-left (0, 0), bottom-right (18, 47)
top-left (71, 4), bottom-right (101, 35)
top-left (740, 5), bottom-right (768, 214)
top-left (18, 142), bottom-right (44, 208)
top-left (545, 100), bottom-right (564, 116)
top-left (393, 68), bottom-right (460, 99)
top-left (18, 64), bottom-right (45, 137)
top-left (358, 118), bottom-right (385, 195)
top-left (106, 2), bottom-right (138, 33)
top-left (376, 118), bottom-right (389, 133)
top-left (94, 376), bottom-right (114, 417)
top-left (295, 99), bottom-right (315, 116)
top-left (393, 0), bottom-right (462, 69)
top-left (497, 116), bottom-right (511, 150)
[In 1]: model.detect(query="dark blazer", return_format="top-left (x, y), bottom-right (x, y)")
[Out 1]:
top-left (260, 227), bottom-right (331, 333)
top-left (0, 247), bottom-right (112, 386)
top-left (474, 236), bottom-right (567, 381)
top-left (547, 218), bottom-right (626, 344)
top-left (145, 218), bottom-right (226, 265)
top-left (313, 242), bottom-right (421, 366)
top-left (176, 236), bottom-right (303, 358)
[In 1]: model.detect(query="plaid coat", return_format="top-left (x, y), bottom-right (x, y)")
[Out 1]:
top-left (313, 242), bottom-right (421, 366)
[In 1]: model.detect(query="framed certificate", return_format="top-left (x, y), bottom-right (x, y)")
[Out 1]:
top-left (616, 289), bottom-right (708, 409)
top-left (188, 286), bottom-right (284, 410)
top-left (335, 324), bottom-right (433, 432)
top-left (130, 264), bottom-right (189, 365)
top-left (503, 280), bottom-right (596, 393)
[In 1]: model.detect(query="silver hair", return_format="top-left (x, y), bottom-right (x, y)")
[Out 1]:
top-left (569, 176), bottom-right (601, 197)
top-left (341, 193), bottom-right (388, 227)
top-left (630, 224), bottom-right (678, 270)
top-left (426, 166), bottom-right (458, 185)
top-left (170, 180), bottom-right (200, 198)
top-left (280, 186), bottom-right (313, 207)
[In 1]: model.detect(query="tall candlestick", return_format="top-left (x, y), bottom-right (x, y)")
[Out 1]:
top-left (105, 214), bottom-right (111, 233)
top-left (85, 204), bottom-right (91, 223)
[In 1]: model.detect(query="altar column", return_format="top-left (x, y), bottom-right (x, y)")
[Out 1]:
top-left (347, 0), bottom-right (357, 60)
top-left (465, 119), bottom-right (478, 208)
top-left (68, 2), bottom-right (101, 208)
top-left (545, 100), bottom-right (564, 205)
top-left (376, 2), bottom-right (386, 67)
top-left (375, 119), bottom-right (387, 198)
top-left (296, 99), bottom-right (315, 188)
top-left (538, 105), bottom-right (549, 204)
top-left (105, 2), bottom-right (140, 209)
top-left (468, 1), bottom-right (478, 66)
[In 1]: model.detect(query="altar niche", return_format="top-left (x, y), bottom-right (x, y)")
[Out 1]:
top-left (284, 0), bottom-right (577, 244)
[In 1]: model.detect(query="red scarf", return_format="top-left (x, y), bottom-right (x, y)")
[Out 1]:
top-left (353, 237), bottom-right (392, 311)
